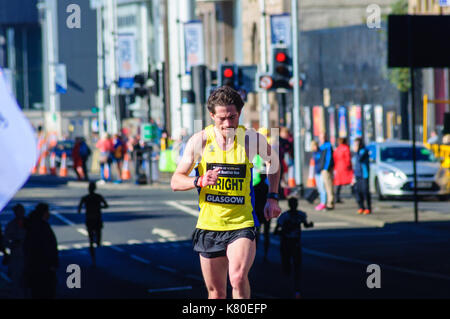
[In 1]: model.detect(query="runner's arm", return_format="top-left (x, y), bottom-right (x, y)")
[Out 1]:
top-left (171, 132), bottom-right (203, 191)
top-left (100, 195), bottom-right (108, 209)
top-left (77, 197), bottom-right (84, 214)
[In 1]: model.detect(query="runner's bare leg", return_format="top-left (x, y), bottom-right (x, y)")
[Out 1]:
top-left (227, 237), bottom-right (256, 299)
top-left (200, 255), bottom-right (228, 299)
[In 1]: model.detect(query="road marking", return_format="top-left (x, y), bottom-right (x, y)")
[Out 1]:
top-left (145, 239), bottom-right (156, 244)
top-left (127, 239), bottom-right (142, 245)
top-left (166, 201), bottom-right (199, 217)
top-left (301, 247), bottom-right (450, 281)
top-left (51, 210), bottom-right (75, 226)
top-left (58, 245), bottom-right (70, 251)
top-left (312, 222), bottom-right (350, 228)
top-left (302, 231), bottom-right (399, 239)
top-left (109, 246), bottom-right (125, 253)
top-left (152, 227), bottom-right (177, 239)
top-left (148, 286), bottom-right (192, 293)
top-left (158, 265), bottom-right (177, 273)
top-left (103, 241), bottom-right (112, 246)
top-left (77, 228), bottom-right (88, 236)
top-left (130, 254), bottom-right (151, 264)
top-left (158, 238), bottom-right (168, 243)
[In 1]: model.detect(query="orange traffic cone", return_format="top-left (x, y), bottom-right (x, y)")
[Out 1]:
top-left (50, 152), bottom-right (57, 175)
top-left (121, 153), bottom-right (131, 180)
top-left (104, 163), bottom-right (110, 180)
top-left (39, 152), bottom-right (48, 175)
top-left (306, 158), bottom-right (316, 187)
top-left (288, 165), bottom-right (296, 188)
top-left (31, 156), bottom-right (39, 174)
top-left (59, 152), bottom-right (68, 177)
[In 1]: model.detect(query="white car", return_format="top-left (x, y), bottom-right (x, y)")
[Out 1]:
top-left (367, 141), bottom-right (448, 200)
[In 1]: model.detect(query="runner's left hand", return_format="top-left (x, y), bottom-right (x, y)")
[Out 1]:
top-left (264, 199), bottom-right (281, 221)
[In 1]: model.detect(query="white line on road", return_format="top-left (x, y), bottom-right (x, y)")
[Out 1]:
top-left (152, 227), bottom-right (177, 239)
top-left (127, 239), bottom-right (142, 245)
top-left (130, 255), bottom-right (151, 264)
top-left (148, 286), bottom-right (192, 293)
top-left (58, 245), bottom-right (70, 251)
top-left (166, 201), bottom-right (199, 217)
top-left (109, 246), bottom-right (125, 253)
top-left (77, 228), bottom-right (89, 236)
top-left (302, 248), bottom-right (450, 281)
top-left (103, 241), bottom-right (112, 246)
top-left (157, 265), bottom-right (177, 273)
top-left (302, 231), bottom-right (399, 239)
top-left (51, 210), bottom-right (75, 226)
top-left (311, 222), bottom-right (350, 228)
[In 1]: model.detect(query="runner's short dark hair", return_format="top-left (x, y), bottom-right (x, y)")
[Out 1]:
top-left (207, 86), bottom-right (244, 114)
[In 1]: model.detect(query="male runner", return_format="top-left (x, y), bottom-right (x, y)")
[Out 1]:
top-left (171, 86), bottom-right (281, 299)
top-left (78, 182), bottom-right (108, 266)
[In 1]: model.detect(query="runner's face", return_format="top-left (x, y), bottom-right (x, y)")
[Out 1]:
top-left (210, 105), bottom-right (240, 138)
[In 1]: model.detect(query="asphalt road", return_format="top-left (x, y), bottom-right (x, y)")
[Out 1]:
top-left (1, 176), bottom-right (449, 299)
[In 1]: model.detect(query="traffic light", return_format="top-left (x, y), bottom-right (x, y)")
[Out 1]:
top-left (134, 73), bottom-right (148, 97)
top-left (218, 63), bottom-right (238, 89)
top-left (271, 46), bottom-right (291, 90)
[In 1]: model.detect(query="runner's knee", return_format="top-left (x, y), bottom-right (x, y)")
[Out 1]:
top-left (229, 270), bottom-right (247, 289)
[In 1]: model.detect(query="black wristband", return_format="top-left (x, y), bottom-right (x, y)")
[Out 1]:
top-left (267, 192), bottom-right (279, 200)
top-left (194, 176), bottom-right (200, 188)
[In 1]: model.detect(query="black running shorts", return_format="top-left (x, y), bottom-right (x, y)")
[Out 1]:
top-left (192, 227), bottom-right (257, 258)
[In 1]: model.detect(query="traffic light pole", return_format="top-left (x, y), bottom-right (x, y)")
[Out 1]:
top-left (259, 0), bottom-right (270, 129)
top-left (292, 0), bottom-right (304, 193)
top-left (96, 4), bottom-right (106, 136)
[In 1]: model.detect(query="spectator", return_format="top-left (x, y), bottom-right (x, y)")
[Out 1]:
top-left (274, 197), bottom-right (313, 299)
top-left (24, 203), bottom-right (59, 299)
top-left (427, 130), bottom-right (439, 144)
top-left (311, 140), bottom-right (327, 211)
top-left (279, 127), bottom-right (294, 199)
top-left (333, 137), bottom-right (353, 204)
top-left (352, 137), bottom-right (371, 215)
top-left (318, 133), bottom-right (335, 210)
top-left (112, 134), bottom-right (126, 183)
top-left (443, 134), bottom-right (450, 145)
top-left (79, 137), bottom-right (91, 181)
top-left (96, 133), bottom-right (114, 183)
top-left (72, 137), bottom-right (85, 180)
top-left (4, 204), bottom-right (27, 298)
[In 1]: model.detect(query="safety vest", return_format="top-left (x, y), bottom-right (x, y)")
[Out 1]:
top-left (196, 125), bottom-right (259, 231)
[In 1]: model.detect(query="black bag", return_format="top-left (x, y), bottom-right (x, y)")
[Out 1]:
top-left (304, 188), bottom-right (319, 204)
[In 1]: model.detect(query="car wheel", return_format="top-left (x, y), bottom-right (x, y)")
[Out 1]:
top-left (375, 178), bottom-right (385, 201)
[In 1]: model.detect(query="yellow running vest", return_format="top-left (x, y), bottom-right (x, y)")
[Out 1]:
top-left (196, 125), bottom-right (258, 231)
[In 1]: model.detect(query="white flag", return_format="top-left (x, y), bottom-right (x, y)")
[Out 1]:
top-left (0, 68), bottom-right (37, 212)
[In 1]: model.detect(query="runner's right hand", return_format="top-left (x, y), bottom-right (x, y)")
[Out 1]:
top-left (198, 167), bottom-right (221, 187)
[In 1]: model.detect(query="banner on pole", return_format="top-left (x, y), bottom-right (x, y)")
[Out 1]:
top-left (349, 105), bottom-right (362, 147)
top-left (270, 13), bottom-right (291, 47)
top-left (184, 21), bottom-right (204, 74)
top-left (338, 106), bottom-right (348, 138)
top-left (117, 33), bottom-right (137, 89)
top-left (55, 64), bottom-right (67, 94)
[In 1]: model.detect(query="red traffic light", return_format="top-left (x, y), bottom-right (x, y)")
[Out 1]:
top-left (275, 52), bottom-right (287, 63)
top-left (223, 68), bottom-right (234, 78)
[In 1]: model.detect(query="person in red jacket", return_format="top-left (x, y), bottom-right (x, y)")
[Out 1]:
top-left (333, 137), bottom-right (353, 204)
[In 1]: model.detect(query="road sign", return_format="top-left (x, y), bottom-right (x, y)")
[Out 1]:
top-left (55, 64), bottom-right (67, 94)
top-left (259, 74), bottom-right (273, 90)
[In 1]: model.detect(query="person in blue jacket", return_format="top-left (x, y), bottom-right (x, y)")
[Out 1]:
top-left (318, 133), bottom-right (335, 210)
top-left (351, 137), bottom-right (371, 215)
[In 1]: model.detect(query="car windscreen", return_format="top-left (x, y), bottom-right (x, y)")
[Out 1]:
top-left (380, 146), bottom-right (436, 162)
